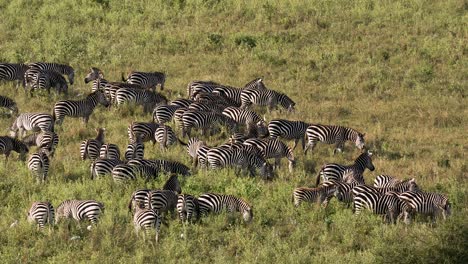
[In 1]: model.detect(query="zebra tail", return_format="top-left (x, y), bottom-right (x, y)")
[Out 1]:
top-left (162, 126), bottom-right (168, 149)
top-left (83, 140), bottom-right (90, 160)
top-left (90, 161), bottom-right (96, 180)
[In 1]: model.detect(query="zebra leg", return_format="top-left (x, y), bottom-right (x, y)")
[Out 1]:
top-left (292, 139), bottom-right (299, 150)
top-left (334, 142), bottom-right (344, 155)
top-left (275, 158), bottom-right (281, 169)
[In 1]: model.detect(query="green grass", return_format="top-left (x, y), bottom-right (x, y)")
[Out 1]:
top-left (0, 0), bottom-right (467, 263)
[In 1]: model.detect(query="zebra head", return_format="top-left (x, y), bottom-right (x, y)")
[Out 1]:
top-left (13, 139), bottom-right (29, 161)
top-left (84, 67), bottom-right (103, 83)
top-left (95, 90), bottom-right (111, 107)
top-left (259, 162), bottom-right (274, 180)
top-left (355, 133), bottom-right (365, 150)
top-left (358, 151), bottom-right (375, 171)
top-left (256, 120), bottom-right (269, 138)
top-left (68, 70), bottom-right (75, 85)
top-left (408, 178), bottom-right (419, 192)
top-left (279, 93), bottom-right (295, 112)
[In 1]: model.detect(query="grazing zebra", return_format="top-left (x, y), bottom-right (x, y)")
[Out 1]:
top-left (27, 149), bottom-right (50, 183)
top-left (115, 88), bottom-right (167, 113)
top-left (352, 178), bottom-right (418, 197)
top-left (240, 88), bottom-right (295, 112)
top-left (243, 138), bottom-right (295, 172)
top-left (330, 180), bottom-right (360, 205)
top-left (152, 105), bottom-right (182, 124)
top-left (162, 174), bottom-right (182, 194)
top-left (292, 184), bottom-right (337, 207)
top-left (22, 131), bottom-right (59, 157)
top-left (170, 98), bottom-right (194, 108)
top-left (181, 110), bottom-right (238, 138)
top-left (90, 158), bottom-right (124, 179)
top-left (194, 92), bottom-right (237, 108)
top-left (80, 128), bottom-right (106, 161)
top-left (212, 86), bottom-right (243, 107)
top-left (198, 193), bottom-right (253, 222)
top-left (55, 200), bottom-right (104, 225)
top-left (9, 113), bottom-right (54, 138)
top-left (128, 121), bottom-right (159, 144)
top-left (99, 143), bottom-right (121, 160)
top-left (123, 71), bottom-right (166, 91)
top-left (0, 95), bottom-right (18, 115)
top-left (188, 101), bottom-right (227, 113)
top-left (128, 189), bottom-right (153, 212)
top-left (28, 62), bottom-right (75, 85)
top-left (0, 63), bottom-right (29, 87)
top-left (127, 159), bottom-right (191, 176)
top-left (53, 90), bottom-right (110, 125)
top-left (268, 119), bottom-right (310, 150)
top-left (186, 80), bottom-right (220, 99)
top-left (177, 194), bottom-right (199, 223)
top-left (133, 202), bottom-right (162, 242)
top-left (124, 136), bottom-right (145, 161)
top-left (173, 107), bottom-right (188, 129)
top-left (111, 164), bottom-right (160, 183)
top-left (148, 190), bottom-right (179, 216)
top-left (27, 201), bottom-right (54, 229)
top-left (31, 70), bottom-right (68, 95)
top-left (316, 151), bottom-right (375, 186)
top-left (154, 125), bottom-right (183, 150)
top-left (207, 146), bottom-right (273, 179)
top-left (23, 68), bottom-right (42, 89)
top-left (222, 107), bottom-right (265, 131)
top-left (398, 191), bottom-right (450, 221)
top-left (304, 124), bottom-right (366, 154)
top-left (353, 190), bottom-right (407, 224)
top-left (184, 137), bottom-right (209, 168)
top-left (0, 136), bottom-right (29, 161)
top-left (373, 175), bottom-right (404, 188)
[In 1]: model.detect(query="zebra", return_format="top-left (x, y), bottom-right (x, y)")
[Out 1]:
top-left (242, 77), bottom-right (267, 90)
top-left (240, 88), bottom-right (295, 112)
top-left (9, 113), bottom-right (54, 138)
top-left (162, 174), bottom-right (182, 194)
top-left (170, 98), bottom-right (194, 108)
top-left (128, 121), bottom-right (159, 144)
top-left (329, 180), bottom-right (360, 206)
top-left (123, 71), bottom-right (166, 91)
top-left (27, 201), bottom-right (54, 229)
top-left (55, 200), bottom-right (104, 225)
top-left (0, 95), bottom-right (18, 115)
top-left (206, 146), bottom-right (273, 179)
top-left (31, 70), bottom-right (68, 96)
top-left (127, 159), bottom-right (191, 176)
top-left (0, 136), bottom-right (29, 161)
top-left (268, 119), bottom-right (310, 150)
top-left (99, 143), bottom-right (121, 160)
top-left (398, 191), bottom-right (451, 221)
top-left (154, 125), bottom-right (183, 150)
top-left (128, 189), bottom-right (178, 216)
top-left (128, 189), bottom-right (153, 213)
top-left (188, 101), bottom-right (228, 113)
top-left (353, 190), bottom-right (408, 224)
top-left (0, 63), bottom-right (29, 88)
top-left (27, 149), bottom-right (50, 183)
top-left (80, 128), bottom-right (106, 161)
top-left (177, 194), bottom-right (199, 223)
top-left (194, 92), bottom-right (237, 108)
top-left (304, 124), bottom-right (366, 154)
top-left (111, 164), bottom-right (160, 183)
top-left (124, 136), bottom-right (145, 161)
top-left (292, 184), bottom-right (337, 207)
top-left (243, 138), bottom-right (295, 172)
top-left (222, 106), bottom-right (267, 136)
top-left (90, 158), bottom-right (124, 179)
top-left (28, 62), bottom-right (75, 85)
top-left (316, 151), bottom-right (375, 186)
top-left (373, 175), bottom-right (407, 188)
top-left (133, 201), bottom-right (162, 242)
top-left (115, 88), bottom-right (167, 113)
top-left (198, 193), bottom-right (253, 222)
top-left (186, 80), bottom-right (220, 99)
top-left (53, 90), bottom-right (110, 125)
top-left (181, 110), bottom-right (238, 138)
top-left (184, 137), bottom-right (208, 168)
top-left (23, 68), bottom-right (42, 90)
top-left (212, 86), bottom-right (243, 107)
top-left (152, 105), bottom-right (182, 124)
top-left (22, 131), bottom-right (59, 157)
top-left (352, 179), bottom-right (419, 199)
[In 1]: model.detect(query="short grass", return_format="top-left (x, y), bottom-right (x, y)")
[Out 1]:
top-left (0, 0), bottom-right (467, 263)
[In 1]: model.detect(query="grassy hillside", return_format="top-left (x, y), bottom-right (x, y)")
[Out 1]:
top-left (0, 0), bottom-right (467, 263)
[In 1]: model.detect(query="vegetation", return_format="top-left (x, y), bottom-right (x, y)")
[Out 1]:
top-left (0, 0), bottom-right (466, 263)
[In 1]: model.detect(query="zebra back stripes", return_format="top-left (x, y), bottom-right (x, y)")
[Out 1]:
top-left (53, 90), bottom-right (110, 125)
top-left (133, 203), bottom-right (162, 242)
top-left (240, 88), bottom-right (295, 112)
top-left (181, 110), bottom-right (238, 138)
top-left (127, 159), bottom-right (191, 176)
top-left (112, 164), bottom-right (159, 183)
top-left (152, 105), bottom-right (181, 124)
top-left (268, 119), bottom-right (310, 150)
top-left (80, 128), bottom-right (106, 161)
top-left (55, 200), bottom-right (104, 225)
top-left (243, 138), bottom-right (295, 172)
top-left (198, 193), bottom-right (253, 222)
top-left (27, 149), bottom-right (50, 183)
top-left (125, 137), bottom-right (145, 161)
top-left (124, 71), bottom-right (166, 91)
top-left (177, 194), bottom-right (199, 223)
top-left (99, 143), bottom-right (121, 160)
top-left (27, 201), bottom-right (54, 229)
top-left (154, 125), bottom-right (181, 150)
top-left (292, 184), bottom-right (336, 207)
top-left (0, 136), bottom-right (29, 161)
top-left (32, 70), bottom-right (68, 95)
top-left (128, 121), bottom-right (159, 144)
top-left (353, 190), bottom-right (406, 223)
top-left (22, 131), bottom-right (59, 157)
top-left (28, 62), bottom-right (75, 85)
top-left (0, 63), bottom-right (29, 87)
top-left (10, 113), bottom-right (54, 138)
top-left (90, 158), bottom-right (123, 179)
top-left (305, 124), bottom-right (366, 154)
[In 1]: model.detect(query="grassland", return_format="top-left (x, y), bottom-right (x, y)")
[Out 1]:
top-left (0, 0), bottom-right (467, 263)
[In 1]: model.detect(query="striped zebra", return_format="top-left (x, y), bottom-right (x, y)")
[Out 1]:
top-left (353, 190), bottom-right (408, 224)
top-left (22, 131), bottom-right (59, 157)
top-left (27, 149), bottom-right (50, 183)
top-left (115, 88), bottom-right (167, 113)
top-left (352, 179), bottom-right (419, 199)
top-left (188, 101), bottom-right (228, 113)
top-left (128, 189), bottom-right (178, 216)
top-left (0, 136), bottom-right (29, 161)
top-left (170, 98), bottom-right (194, 108)
top-left (154, 125), bottom-right (183, 150)
top-left (123, 71), bottom-right (166, 91)
top-left (53, 90), bottom-right (110, 125)
top-left (90, 158), bottom-right (123, 179)
top-left (222, 107), bottom-right (267, 136)
top-left (316, 151), bottom-right (375, 186)
top-left (55, 200), bottom-right (104, 225)
top-left (28, 62), bottom-right (75, 85)
top-left (207, 146), bottom-right (273, 179)
top-left (212, 86), bottom-right (243, 107)
top-left (128, 189), bottom-right (153, 212)
top-left (23, 68), bottom-right (42, 89)
top-left (373, 175), bottom-right (406, 188)
top-left (162, 174), bottom-right (182, 194)
top-left (292, 184), bottom-right (337, 207)
top-left (304, 124), bottom-right (366, 154)
top-left (133, 202), bottom-right (162, 242)
top-left (27, 201), bottom-right (54, 229)
top-left (330, 180), bottom-right (360, 206)
top-left (80, 128), bottom-right (106, 161)
top-left (124, 136), bottom-right (145, 161)
top-left (9, 113), bottom-right (54, 138)
top-left (0, 95), bottom-right (18, 115)
top-left (181, 110), bottom-right (238, 138)
top-left (0, 63), bottom-right (29, 87)
top-left (243, 138), bottom-right (295, 172)
top-left (111, 164), bottom-right (160, 183)
top-left (184, 137), bottom-right (208, 168)
top-left (268, 119), bottom-right (310, 150)
top-left (398, 191), bottom-right (450, 222)
top-left (127, 159), bottom-right (191, 176)
top-left (186, 80), bottom-right (220, 99)
top-left (99, 143), bottom-right (121, 160)
top-left (194, 92), bottom-right (237, 108)
top-left (198, 193), bottom-right (253, 222)
top-left (152, 105), bottom-right (182, 124)
top-left (128, 121), bottom-right (159, 144)
top-left (240, 88), bottom-right (295, 112)
top-left (31, 70), bottom-right (68, 95)
top-left (177, 194), bottom-right (199, 223)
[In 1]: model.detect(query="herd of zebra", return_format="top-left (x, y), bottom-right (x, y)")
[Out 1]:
top-left (0, 62), bottom-right (451, 241)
